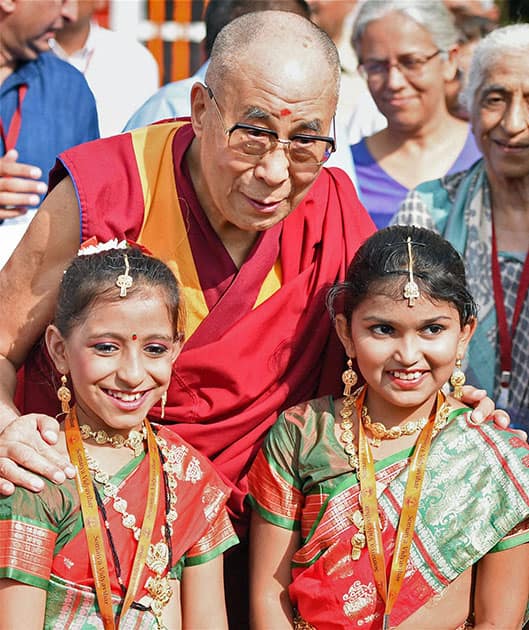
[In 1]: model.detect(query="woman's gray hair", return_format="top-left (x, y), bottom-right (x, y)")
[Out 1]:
top-left (352, 0), bottom-right (458, 58)
top-left (460, 23), bottom-right (529, 112)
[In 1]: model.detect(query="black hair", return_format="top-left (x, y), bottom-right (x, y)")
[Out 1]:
top-left (53, 247), bottom-right (183, 339)
top-left (327, 225), bottom-right (477, 327)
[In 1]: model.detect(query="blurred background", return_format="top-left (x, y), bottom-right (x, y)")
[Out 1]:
top-left (97, 0), bottom-right (529, 88)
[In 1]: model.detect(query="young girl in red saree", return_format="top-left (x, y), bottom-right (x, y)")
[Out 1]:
top-left (248, 225), bottom-right (529, 629)
top-left (0, 244), bottom-right (238, 629)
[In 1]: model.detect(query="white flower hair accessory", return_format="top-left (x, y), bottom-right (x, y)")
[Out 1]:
top-left (77, 237), bottom-right (128, 257)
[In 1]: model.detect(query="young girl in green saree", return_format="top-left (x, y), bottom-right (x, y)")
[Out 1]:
top-left (248, 225), bottom-right (529, 629)
top-left (0, 243), bottom-right (238, 629)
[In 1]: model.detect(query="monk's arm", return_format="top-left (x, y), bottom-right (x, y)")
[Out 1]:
top-left (0, 177), bottom-right (80, 493)
top-left (473, 543), bottom-right (529, 628)
top-left (250, 511), bottom-right (300, 629)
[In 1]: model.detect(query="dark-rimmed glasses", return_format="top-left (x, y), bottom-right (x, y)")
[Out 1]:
top-left (205, 85), bottom-right (336, 170)
top-left (359, 50), bottom-right (443, 81)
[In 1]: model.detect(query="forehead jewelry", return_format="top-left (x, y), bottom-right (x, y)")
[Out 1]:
top-left (403, 236), bottom-right (420, 307)
top-left (131, 333), bottom-right (138, 341)
top-left (116, 253), bottom-right (133, 298)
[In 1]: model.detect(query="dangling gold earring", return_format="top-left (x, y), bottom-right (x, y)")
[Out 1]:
top-left (342, 358), bottom-right (358, 397)
top-left (450, 358), bottom-right (466, 399)
top-left (57, 374), bottom-right (72, 414)
top-left (160, 391), bottom-right (167, 420)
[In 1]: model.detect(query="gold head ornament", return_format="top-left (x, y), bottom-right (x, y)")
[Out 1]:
top-left (403, 236), bottom-right (420, 307)
top-left (116, 253), bottom-right (133, 297)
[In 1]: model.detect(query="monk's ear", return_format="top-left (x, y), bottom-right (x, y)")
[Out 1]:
top-left (45, 325), bottom-right (69, 374)
top-left (334, 314), bottom-right (356, 359)
top-left (190, 82), bottom-right (208, 138)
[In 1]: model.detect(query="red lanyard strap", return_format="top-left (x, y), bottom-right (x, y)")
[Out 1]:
top-left (491, 221), bottom-right (529, 380)
top-left (0, 84), bottom-right (28, 152)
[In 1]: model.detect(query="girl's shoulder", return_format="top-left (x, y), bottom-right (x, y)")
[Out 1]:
top-left (0, 476), bottom-right (79, 526)
top-left (280, 395), bottom-right (335, 430)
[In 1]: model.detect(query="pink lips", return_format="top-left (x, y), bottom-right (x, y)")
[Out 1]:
top-left (104, 389), bottom-right (150, 411)
top-left (245, 195), bottom-right (283, 214)
top-left (388, 370), bottom-right (428, 390)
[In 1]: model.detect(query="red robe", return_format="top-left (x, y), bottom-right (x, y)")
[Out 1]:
top-left (19, 121), bottom-right (374, 533)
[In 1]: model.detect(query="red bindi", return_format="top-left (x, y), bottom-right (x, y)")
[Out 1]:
top-left (131, 333), bottom-right (138, 341)
top-left (280, 108), bottom-right (291, 117)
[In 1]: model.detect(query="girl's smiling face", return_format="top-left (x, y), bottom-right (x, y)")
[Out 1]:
top-left (336, 290), bottom-right (476, 422)
top-left (46, 287), bottom-right (181, 435)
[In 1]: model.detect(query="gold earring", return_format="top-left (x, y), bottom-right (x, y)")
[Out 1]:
top-left (57, 374), bottom-right (72, 414)
top-left (450, 358), bottom-right (466, 399)
top-left (342, 358), bottom-right (358, 397)
top-left (160, 391), bottom-right (167, 420)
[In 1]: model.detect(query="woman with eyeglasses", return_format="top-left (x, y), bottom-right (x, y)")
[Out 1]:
top-left (350, 0), bottom-right (482, 229)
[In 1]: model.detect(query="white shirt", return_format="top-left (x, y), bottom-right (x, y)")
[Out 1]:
top-left (51, 22), bottom-right (159, 137)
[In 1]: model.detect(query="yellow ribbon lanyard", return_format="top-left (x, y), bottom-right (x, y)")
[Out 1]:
top-left (65, 408), bottom-right (162, 629)
top-left (356, 390), bottom-right (443, 630)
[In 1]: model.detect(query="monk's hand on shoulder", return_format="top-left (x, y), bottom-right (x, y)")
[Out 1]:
top-left (0, 413), bottom-right (76, 496)
top-left (460, 385), bottom-right (527, 439)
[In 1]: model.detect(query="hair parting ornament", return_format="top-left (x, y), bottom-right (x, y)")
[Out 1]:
top-left (403, 236), bottom-right (420, 307)
top-left (116, 253), bottom-right (133, 298)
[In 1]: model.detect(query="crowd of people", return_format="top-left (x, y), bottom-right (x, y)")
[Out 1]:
top-left (0, 0), bottom-right (528, 628)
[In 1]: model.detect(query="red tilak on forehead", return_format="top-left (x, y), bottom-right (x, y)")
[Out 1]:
top-left (280, 108), bottom-right (292, 117)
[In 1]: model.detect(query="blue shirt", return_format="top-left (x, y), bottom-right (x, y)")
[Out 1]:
top-left (351, 129), bottom-right (481, 230)
top-left (124, 62), bottom-right (209, 130)
top-left (1, 52), bottom-right (99, 200)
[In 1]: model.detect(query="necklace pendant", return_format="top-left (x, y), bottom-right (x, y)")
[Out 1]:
top-left (350, 531), bottom-right (366, 561)
top-left (146, 574), bottom-right (173, 628)
top-left (95, 430), bottom-right (109, 445)
top-left (112, 434), bottom-right (126, 448)
top-left (127, 430), bottom-right (145, 457)
top-left (147, 541), bottom-right (169, 574)
top-left (371, 437), bottom-right (381, 447)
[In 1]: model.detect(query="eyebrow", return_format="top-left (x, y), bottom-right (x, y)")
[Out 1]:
top-left (240, 106), bottom-right (324, 133)
top-left (361, 315), bottom-right (453, 325)
top-left (480, 84), bottom-right (509, 97)
top-left (88, 332), bottom-right (174, 342)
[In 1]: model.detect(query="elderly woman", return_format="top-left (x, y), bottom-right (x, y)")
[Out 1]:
top-left (350, 0), bottom-right (482, 229)
top-left (394, 23), bottom-right (529, 430)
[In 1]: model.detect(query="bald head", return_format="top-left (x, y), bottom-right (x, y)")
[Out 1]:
top-left (206, 10), bottom-right (340, 100)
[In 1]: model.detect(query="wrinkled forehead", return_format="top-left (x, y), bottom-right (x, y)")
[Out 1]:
top-left (477, 52), bottom-right (529, 95)
top-left (220, 56), bottom-right (337, 128)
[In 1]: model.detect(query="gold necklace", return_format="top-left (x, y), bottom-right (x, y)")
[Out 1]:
top-left (339, 391), bottom-right (359, 470)
top-left (84, 442), bottom-right (179, 627)
top-left (340, 386), bottom-right (451, 562)
top-left (361, 403), bottom-right (450, 447)
top-left (80, 423), bottom-right (147, 456)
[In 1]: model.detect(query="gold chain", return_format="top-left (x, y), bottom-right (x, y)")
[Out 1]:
top-left (362, 402), bottom-right (450, 447)
top-left (80, 423), bottom-right (147, 456)
top-left (339, 386), bottom-right (451, 563)
top-left (84, 438), bottom-right (179, 628)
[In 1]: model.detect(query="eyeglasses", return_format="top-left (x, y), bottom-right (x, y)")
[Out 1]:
top-left (359, 50), bottom-right (443, 81)
top-left (205, 85), bottom-right (336, 170)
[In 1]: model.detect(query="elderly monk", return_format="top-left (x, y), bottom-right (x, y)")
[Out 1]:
top-left (0, 11), bottom-right (503, 532)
